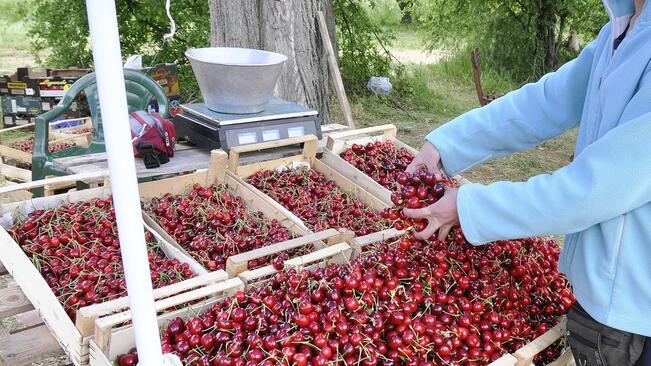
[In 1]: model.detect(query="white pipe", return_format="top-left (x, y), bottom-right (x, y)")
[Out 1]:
top-left (84, 1), bottom-right (179, 365)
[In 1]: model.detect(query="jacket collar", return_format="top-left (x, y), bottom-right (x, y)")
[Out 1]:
top-left (603, 0), bottom-right (650, 42)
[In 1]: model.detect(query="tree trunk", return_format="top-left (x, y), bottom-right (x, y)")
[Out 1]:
top-left (397, 0), bottom-right (413, 24)
top-left (209, 0), bottom-right (335, 124)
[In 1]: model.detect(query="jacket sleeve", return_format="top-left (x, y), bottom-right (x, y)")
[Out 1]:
top-left (458, 107), bottom-right (651, 244)
top-left (426, 40), bottom-right (599, 177)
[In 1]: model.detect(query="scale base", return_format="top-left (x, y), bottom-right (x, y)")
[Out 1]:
top-left (173, 100), bottom-right (321, 151)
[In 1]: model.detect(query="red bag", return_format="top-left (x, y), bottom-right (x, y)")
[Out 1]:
top-left (129, 111), bottom-right (176, 168)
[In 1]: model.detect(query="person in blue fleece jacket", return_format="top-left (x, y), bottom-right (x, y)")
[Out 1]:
top-left (403, 0), bottom-right (651, 365)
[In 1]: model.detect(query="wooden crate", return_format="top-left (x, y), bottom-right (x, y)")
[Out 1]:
top-left (350, 230), bottom-right (574, 366)
top-left (86, 244), bottom-right (352, 366)
top-left (0, 177), bottom-right (216, 366)
top-left (0, 121), bottom-right (92, 201)
top-left (89, 277), bottom-right (244, 364)
top-left (0, 124), bottom-right (90, 171)
top-left (49, 117), bottom-right (93, 137)
top-left (322, 124), bottom-right (470, 206)
top-left (89, 234), bottom-right (574, 366)
top-left (226, 135), bottom-right (390, 234)
top-left (139, 149), bottom-right (335, 276)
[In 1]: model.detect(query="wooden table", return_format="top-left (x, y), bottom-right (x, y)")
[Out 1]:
top-left (51, 124), bottom-right (350, 180)
top-left (0, 123), bottom-right (350, 366)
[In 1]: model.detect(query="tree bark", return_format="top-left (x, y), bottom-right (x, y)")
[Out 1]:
top-left (209, 0), bottom-right (335, 124)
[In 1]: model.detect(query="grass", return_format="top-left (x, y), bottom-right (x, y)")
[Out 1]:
top-left (339, 21), bottom-right (578, 184)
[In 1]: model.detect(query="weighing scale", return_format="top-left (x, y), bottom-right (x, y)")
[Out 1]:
top-left (173, 98), bottom-right (321, 151)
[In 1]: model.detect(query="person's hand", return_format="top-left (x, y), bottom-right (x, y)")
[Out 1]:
top-left (403, 187), bottom-right (460, 240)
top-left (406, 141), bottom-right (445, 180)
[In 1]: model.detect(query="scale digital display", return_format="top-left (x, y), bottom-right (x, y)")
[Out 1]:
top-left (262, 129), bottom-right (280, 141)
top-left (237, 131), bottom-right (258, 145)
top-left (287, 126), bottom-right (305, 138)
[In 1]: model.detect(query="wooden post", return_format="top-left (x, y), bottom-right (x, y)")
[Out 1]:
top-left (317, 11), bottom-right (355, 129)
top-left (206, 149), bottom-right (228, 186)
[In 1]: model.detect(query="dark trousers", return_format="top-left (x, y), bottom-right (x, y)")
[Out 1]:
top-left (567, 302), bottom-right (649, 366)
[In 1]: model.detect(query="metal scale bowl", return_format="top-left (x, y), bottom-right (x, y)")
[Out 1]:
top-left (175, 47), bottom-right (321, 151)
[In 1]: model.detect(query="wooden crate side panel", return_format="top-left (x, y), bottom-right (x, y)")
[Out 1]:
top-left (325, 124), bottom-right (397, 154)
top-left (88, 340), bottom-right (111, 366)
top-left (99, 295), bottom-right (225, 362)
top-left (0, 145), bottom-right (32, 164)
top-left (94, 278), bottom-right (244, 334)
top-left (225, 172), bottom-right (311, 236)
top-left (513, 318), bottom-right (567, 366)
top-left (75, 270), bottom-right (228, 337)
top-left (0, 228), bottom-right (83, 365)
top-left (137, 171), bottom-right (208, 200)
top-left (321, 150), bottom-right (392, 206)
top-left (0, 163), bottom-right (31, 182)
top-left (311, 158), bottom-right (389, 213)
top-left (350, 228), bottom-right (406, 257)
top-left (94, 278), bottom-right (244, 357)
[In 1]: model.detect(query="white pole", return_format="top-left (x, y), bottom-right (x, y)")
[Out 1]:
top-left (84, 1), bottom-right (179, 365)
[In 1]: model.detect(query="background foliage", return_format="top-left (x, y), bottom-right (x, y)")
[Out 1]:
top-left (418, 0), bottom-right (608, 82)
top-left (19, 0), bottom-right (608, 95)
top-left (28, 0), bottom-right (210, 100)
top-left (25, 0), bottom-right (394, 99)
top-left (334, 0), bottom-right (394, 94)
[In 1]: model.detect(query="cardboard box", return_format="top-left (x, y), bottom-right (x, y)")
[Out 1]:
top-left (0, 76), bottom-right (40, 97)
top-left (2, 114), bottom-right (36, 127)
top-left (1, 96), bottom-right (43, 116)
top-left (141, 63), bottom-right (180, 97)
top-left (39, 77), bottom-right (77, 98)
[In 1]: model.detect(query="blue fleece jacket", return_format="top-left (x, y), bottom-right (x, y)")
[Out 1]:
top-left (426, 0), bottom-right (651, 336)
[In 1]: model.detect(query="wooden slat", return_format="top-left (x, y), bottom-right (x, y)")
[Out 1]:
top-left (206, 149), bottom-right (228, 186)
top-left (321, 150), bottom-right (392, 205)
top-left (228, 135), bottom-right (318, 174)
top-left (0, 171), bottom-right (108, 195)
top-left (0, 324), bottom-right (64, 366)
top-left (513, 318), bottom-right (567, 366)
top-left (0, 285), bottom-right (33, 318)
top-left (229, 173), bottom-right (311, 234)
top-left (75, 270), bottom-right (227, 337)
top-left (0, 123), bottom-right (35, 133)
top-left (350, 228), bottom-right (406, 257)
top-left (238, 243), bottom-right (352, 284)
top-left (0, 163), bottom-right (31, 182)
top-left (325, 124), bottom-right (397, 153)
top-left (225, 229), bottom-right (340, 276)
top-left (94, 278), bottom-right (244, 334)
top-left (317, 11), bottom-right (354, 129)
top-left (0, 145), bottom-right (32, 165)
